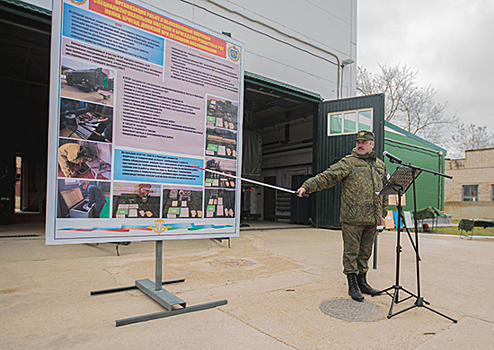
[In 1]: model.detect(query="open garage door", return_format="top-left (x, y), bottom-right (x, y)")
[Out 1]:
top-left (241, 72), bottom-right (322, 224)
top-left (0, 0), bottom-right (51, 221)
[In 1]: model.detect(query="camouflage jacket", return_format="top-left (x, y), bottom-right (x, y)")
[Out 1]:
top-left (302, 149), bottom-right (389, 226)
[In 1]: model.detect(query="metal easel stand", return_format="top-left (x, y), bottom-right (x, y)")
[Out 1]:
top-left (90, 240), bottom-right (227, 327)
top-left (374, 165), bottom-right (456, 323)
top-left (210, 237), bottom-right (231, 248)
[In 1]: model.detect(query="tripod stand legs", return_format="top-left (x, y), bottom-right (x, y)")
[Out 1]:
top-left (378, 166), bottom-right (457, 323)
top-left (377, 284), bottom-right (417, 317)
top-left (376, 284), bottom-right (457, 323)
top-left (386, 294), bottom-right (457, 323)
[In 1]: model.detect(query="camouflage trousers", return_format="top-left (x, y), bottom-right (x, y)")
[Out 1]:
top-left (342, 224), bottom-right (377, 275)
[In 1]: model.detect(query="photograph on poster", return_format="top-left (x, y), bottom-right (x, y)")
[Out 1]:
top-left (61, 57), bottom-right (114, 105)
top-left (206, 97), bottom-right (238, 131)
top-left (59, 98), bottom-right (113, 142)
top-left (205, 127), bottom-right (237, 159)
top-left (112, 182), bottom-right (161, 218)
top-left (204, 188), bottom-right (235, 218)
top-left (57, 179), bottom-right (110, 218)
top-left (204, 157), bottom-right (236, 189)
top-left (162, 185), bottom-right (203, 219)
top-left (58, 139), bottom-right (112, 180)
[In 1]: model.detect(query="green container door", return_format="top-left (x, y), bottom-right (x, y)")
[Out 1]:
top-left (312, 94), bottom-right (385, 228)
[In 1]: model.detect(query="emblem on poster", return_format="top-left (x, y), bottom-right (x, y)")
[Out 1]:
top-left (228, 45), bottom-right (240, 62)
top-left (151, 219), bottom-right (169, 234)
top-left (70, 0), bottom-right (87, 5)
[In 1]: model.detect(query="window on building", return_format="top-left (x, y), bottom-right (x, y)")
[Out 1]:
top-left (492, 185), bottom-right (494, 201)
top-left (329, 113), bottom-right (342, 134)
top-left (327, 108), bottom-right (373, 136)
top-left (462, 185), bottom-right (478, 201)
top-left (358, 110), bottom-right (372, 131)
top-left (344, 112), bottom-right (356, 133)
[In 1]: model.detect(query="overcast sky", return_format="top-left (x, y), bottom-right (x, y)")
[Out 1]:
top-left (357, 0), bottom-right (494, 132)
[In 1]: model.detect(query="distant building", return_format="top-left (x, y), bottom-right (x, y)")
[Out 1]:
top-left (444, 148), bottom-right (494, 220)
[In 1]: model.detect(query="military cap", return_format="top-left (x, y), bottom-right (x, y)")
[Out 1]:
top-left (355, 130), bottom-right (375, 141)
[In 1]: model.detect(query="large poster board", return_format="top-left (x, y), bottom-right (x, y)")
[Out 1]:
top-left (46, 0), bottom-right (244, 244)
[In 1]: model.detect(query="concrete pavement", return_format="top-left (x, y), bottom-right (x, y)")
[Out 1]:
top-left (1, 214), bottom-right (493, 349)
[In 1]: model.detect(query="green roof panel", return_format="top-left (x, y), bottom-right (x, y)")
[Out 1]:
top-left (245, 71), bottom-right (323, 102)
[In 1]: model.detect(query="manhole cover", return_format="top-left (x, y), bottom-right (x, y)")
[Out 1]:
top-left (319, 299), bottom-right (386, 322)
top-left (211, 258), bottom-right (255, 267)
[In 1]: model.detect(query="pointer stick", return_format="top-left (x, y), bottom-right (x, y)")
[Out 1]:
top-left (190, 165), bottom-right (309, 197)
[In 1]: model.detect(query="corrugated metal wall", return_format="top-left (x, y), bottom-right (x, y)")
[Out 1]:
top-left (312, 94), bottom-right (385, 228)
top-left (384, 138), bottom-right (446, 211)
top-left (384, 141), bottom-right (445, 211)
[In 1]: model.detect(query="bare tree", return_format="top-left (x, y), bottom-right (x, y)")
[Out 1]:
top-left (357, 64), bottom-right (456, 143)
top-left (447, 124), bottom-right (494, 158)
top-left (357, 63), bottom-right (494, 158)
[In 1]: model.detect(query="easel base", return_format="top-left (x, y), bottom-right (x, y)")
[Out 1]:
top-left (91, 278), bottom-right (228, 327)
top-left (115, 299), bottom-right (228, 327)
top-left (135, 278), bottom-right (187, 310)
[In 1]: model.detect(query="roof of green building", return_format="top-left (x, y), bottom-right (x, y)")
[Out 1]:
top-left (384, 120), bottom-right (447, 154)
top-left (245, 71), bottom-right (323, 102)
top-left (1, 0), bottom-right (51, 16)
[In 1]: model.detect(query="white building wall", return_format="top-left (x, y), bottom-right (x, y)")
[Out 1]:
top-left (28, 0), bottom-right (357, 99)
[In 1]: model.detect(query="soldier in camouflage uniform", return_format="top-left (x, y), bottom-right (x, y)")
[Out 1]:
top-left (297, 130), bottom-right (389, 302)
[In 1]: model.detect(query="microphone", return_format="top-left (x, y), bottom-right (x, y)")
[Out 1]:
top-left (383, 151), bottom-right (402, 164)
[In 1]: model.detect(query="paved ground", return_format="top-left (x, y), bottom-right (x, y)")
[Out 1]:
top-left (1, 213), bottom-right (493, 349)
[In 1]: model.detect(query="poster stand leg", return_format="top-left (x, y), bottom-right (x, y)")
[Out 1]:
top-left (211, 237), bottom-right (231, 248)
top-left (90, 240), bottom-right (227, 327)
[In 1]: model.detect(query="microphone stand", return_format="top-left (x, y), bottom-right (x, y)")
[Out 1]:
top-left (376, 157), bottom-right (457, 323)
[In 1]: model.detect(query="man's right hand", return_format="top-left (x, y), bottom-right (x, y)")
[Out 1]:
top-left (296, 187), bottom-right (306, 197)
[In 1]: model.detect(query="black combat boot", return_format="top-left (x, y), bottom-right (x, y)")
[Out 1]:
top-left (347, 273), bottom-right (364, 302)
top-left (357, 273), bottom-right (380, 295)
